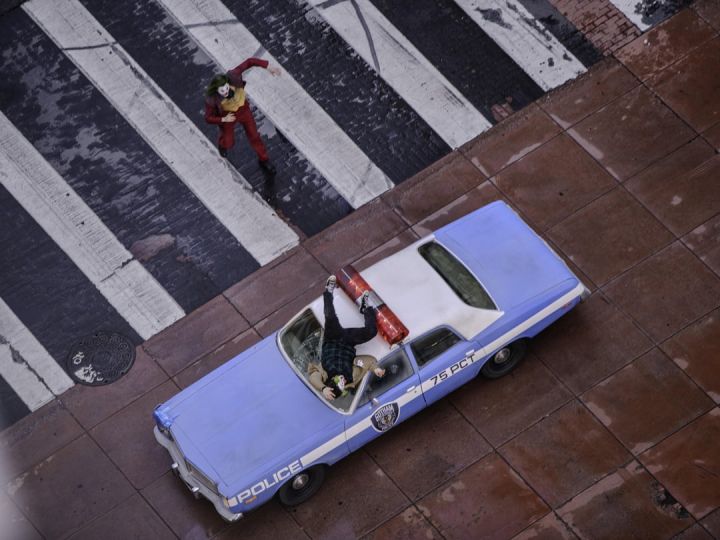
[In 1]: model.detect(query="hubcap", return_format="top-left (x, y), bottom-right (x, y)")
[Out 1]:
top-left (292, 473), bottom-right (309, 490)
top-left (493, 347), bottom-right (511, 364)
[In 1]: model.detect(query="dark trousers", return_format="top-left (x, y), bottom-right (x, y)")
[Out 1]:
top-left (217, 105), bottom-right (269, 162)
top-left (323, 292), bottom-right (377, 345)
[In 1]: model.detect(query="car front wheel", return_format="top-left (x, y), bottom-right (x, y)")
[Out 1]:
top-left (480, 340), bottom-right (527, 379)
top-left (277, 465), bottom-right (326, 507)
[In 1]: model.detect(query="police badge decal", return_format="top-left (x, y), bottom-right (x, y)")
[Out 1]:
top-left (371, 402), bottom-right (399, 432)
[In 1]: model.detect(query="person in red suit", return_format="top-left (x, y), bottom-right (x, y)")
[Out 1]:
top-left (205, 58), bottom-right (281, 174)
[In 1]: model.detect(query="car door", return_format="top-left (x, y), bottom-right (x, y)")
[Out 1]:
top-left (345, 347), bottom-right (424, 452)
top-left (409, 326), bottom-right (485, 406)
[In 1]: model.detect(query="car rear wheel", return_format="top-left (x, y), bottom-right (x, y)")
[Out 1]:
top-left (480, 340), bottom-right (527, 379)
top-left (277, 465), bottom-right (326, 507)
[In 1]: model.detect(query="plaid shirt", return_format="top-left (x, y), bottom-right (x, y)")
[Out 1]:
top-left (321, 339), bottom-right (356, 382)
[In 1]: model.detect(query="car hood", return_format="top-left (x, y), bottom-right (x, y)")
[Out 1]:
top-left (155, 336), bottom-right (341, 493)
top-left (435, 201), bottom-right (578, 310)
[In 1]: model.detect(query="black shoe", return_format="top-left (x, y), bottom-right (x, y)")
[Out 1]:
top-left (218, 146), bottom-right (228, 158)
top-left (259, 159), bottom-right (276, 175)
top-left (325, 275), bottom-right (337, 294)
top-left (359, 291), bottom-right (373, 313)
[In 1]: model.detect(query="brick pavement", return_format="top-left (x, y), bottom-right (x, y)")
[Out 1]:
top-left (3, 4), bottom-right (720, 539)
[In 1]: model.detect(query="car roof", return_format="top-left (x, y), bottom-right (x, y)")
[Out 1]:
top-left (305, 236), bottom-right (502, 359)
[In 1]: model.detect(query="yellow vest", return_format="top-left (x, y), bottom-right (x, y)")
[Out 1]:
top-left (220, 86), bottom-right (246, 112)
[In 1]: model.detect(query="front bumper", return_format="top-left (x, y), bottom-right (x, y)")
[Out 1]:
top-left (153, 426), bottom-right (243, 522)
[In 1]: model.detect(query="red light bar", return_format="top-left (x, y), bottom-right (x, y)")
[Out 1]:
top-left (336, 264), bottom-right (409, 346)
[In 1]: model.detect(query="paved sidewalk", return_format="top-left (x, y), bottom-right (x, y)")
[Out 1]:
top-left (3, 4), bottom-right (720, 539)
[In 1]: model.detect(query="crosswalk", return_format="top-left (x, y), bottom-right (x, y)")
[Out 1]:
top-left (0, 0), bottom-right (679, 428)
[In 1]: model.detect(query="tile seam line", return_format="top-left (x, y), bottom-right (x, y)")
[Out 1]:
top-left (495, 402), bottom-right (637, 511)
top-left (136, 488), bottom-right (182, 540)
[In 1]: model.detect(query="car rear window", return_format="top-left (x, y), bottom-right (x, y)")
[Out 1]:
top-left (418, 242), bottom-right (496, 310)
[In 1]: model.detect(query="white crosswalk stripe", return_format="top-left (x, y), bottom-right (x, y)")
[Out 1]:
top-left (156, 0), bottom-right (394, 208)
top-left (608, 0), bottom-right (652, 30)
top-left (0, 297), bottom-right (74, 410)
top-left (0, 112), bottom-right (186, 341)
top-left (453, 0), bottom-right (586, 91)
top-left (308, 0), bottom-right (492, 149)
top-left (23, 0), bottom-right (299, 267)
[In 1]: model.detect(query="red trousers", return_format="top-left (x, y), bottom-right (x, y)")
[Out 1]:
top-left (217, 106), bottom-right (269, 162)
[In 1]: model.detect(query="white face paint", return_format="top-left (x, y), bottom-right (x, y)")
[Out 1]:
top-left (218, 83), bottom-right (231, 98)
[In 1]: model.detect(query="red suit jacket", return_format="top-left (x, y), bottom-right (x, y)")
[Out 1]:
top-left (204, 58), bottom-right (269, 125)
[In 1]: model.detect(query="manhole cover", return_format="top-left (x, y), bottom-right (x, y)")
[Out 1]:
top-left (66, 332), bottom-right (136, 386)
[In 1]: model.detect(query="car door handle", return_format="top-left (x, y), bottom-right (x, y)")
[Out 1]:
top-left (405, 385), bottom-right (416, 393)
top-left (465, 349), bottom-right (475, 357)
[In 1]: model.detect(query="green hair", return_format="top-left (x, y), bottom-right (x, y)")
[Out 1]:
top-left (206, 74), bottom-right (229, 97)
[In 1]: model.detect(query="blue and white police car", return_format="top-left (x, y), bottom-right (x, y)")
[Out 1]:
top-left (153, 201), bottom-right (589, 521)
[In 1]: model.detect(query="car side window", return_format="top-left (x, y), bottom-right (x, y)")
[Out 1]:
top-left (411, 328), bottom-right (461, 367)
top-left (358, 349), bottom-right (414, 407)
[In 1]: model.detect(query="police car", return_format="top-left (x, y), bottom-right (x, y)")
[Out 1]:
top-left (153, 201), bottom-right (589, 521)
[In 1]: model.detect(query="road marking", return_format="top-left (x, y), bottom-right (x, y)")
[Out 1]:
top-left (607, 0), bottom-right (652, 30)
top-left (452, 0), bottom-right (586, 91)
top-left (155, 0), bottom-right (394, 208)
top-left (0, 113), bottom-right (186, 340)
top-left (0, 297), bottom-right (73, 409)
top-left (24, 0), bottom-right (299, 266)
top-left (308, 0), bottom-right (491, 148)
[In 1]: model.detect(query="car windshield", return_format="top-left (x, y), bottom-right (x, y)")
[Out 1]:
top-left (279, 308), bottom-right (356, 412)
top-left (280, 309), bottom-right (322, 376)
top-left (418, 242), bottom-right (496, 310)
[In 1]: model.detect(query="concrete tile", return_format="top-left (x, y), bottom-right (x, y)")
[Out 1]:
top-left (224, 247), bottom-right (325, 325)
top-left (568, 86), bottom-right (695, 181)
top-left (62, 345), bottom-right (168, 430)
top-left (532, 294), bottom-right (652, 394)
top-left (0, 400), bottom-right (83, 482)
top-left (5, 435), bottom-right (134, 539)
top-left (142, 470), bottom-right (229, 539)
top-left (382, 152), bottom-right (484, 226)
top-left (547, 187), bottom-right (673, 285)
top-left (451, 356), bottom-right (573, 447)
top-left (624, 138), bottom-right (717, 236)
top-left (539, 58), bottom-right (639, 129)
top-left (366, 401), bottom-right (492, 500)
top-left (582, 349), bottom-right (714, 454)
top-left (499, 401), bottom-right (631, 508)
top-left (67, 493), bottom-right (175, 540)
top-left (701, 508), bottom-right (720, 537)
top-left (353, 229), bottom-right (420, 271)
top-left (602, 242), bottom-right (720, 343)
top-left (703, 121), bottom-right (720, 149)
top-left (174, 328), bottom-right (262, 389)
top-left (557, 461), bottom-right (689, 539)
top-left (641, 408), bottom-right (720, 519)
top-left (494, 134), bottom-right (617, 232)
top-left (684, 215), bottom-right (720, 278)
top-left (143, 295), bottom-right (248, 376)
top-left (674, 523), bottom-right (715, 540)
top-left (511, 512), bottom-right (578, 540)
top-left (289, 451), bottom-right (409, 539)
top-left (694, 0), bottom-right (720, 29)
top-left (649, 37), bottom-right (720, 133)
top-left (662, 308), bottom-right (720, 403)
top-left (253, 277), bottom-right (324, 338)
top-left (411, 181), bottom-right (505, 237)
top-left (363, 506), bottom-right (442, 540)
top-left (90, 380), bottom-right (179, 490)
top-left (417, 453), bottom-right (548, 540)
top-left (461, 104), bottom-right (562, 178)
top-left (214, 501), bottom-right (306, 540)
top-left (0, 490), bottom-right (42, 540)
top-left (303, 198), bottom-right (407, 271)
top-left (616, 9), bottom-right (716, 82)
